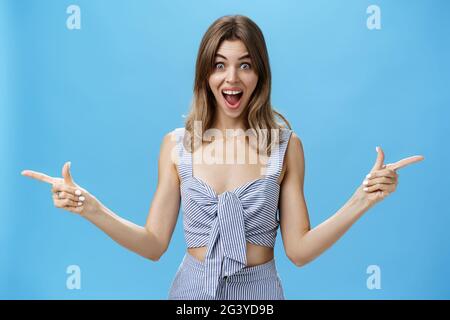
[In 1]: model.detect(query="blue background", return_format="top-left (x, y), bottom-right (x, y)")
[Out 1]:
top-left (1, 0), bottom-right (448, 299)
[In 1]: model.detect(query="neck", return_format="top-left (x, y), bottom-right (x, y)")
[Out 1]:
top-left (212, 110), bottom-right (247, 133)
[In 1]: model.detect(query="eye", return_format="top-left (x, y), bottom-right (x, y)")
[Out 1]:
top-left (214, 62), bottom-right (225, 70)
top-left (241, 63), bottom-right (251, 70)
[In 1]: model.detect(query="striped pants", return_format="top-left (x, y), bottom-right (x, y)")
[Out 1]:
top-left (168, 252), bottom-right (285, 300)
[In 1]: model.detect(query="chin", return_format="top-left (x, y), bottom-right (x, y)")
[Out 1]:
top-left (219, 100), bottom-right (247, 118)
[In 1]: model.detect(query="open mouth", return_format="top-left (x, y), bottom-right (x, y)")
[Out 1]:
top-left (222, 89), bottom-right (243, 109)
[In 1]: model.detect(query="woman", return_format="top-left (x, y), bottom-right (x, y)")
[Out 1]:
top-left (21, 15), bottom-right (424, 300)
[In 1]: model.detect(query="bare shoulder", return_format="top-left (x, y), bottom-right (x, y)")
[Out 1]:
top-left (159, 129), bottom-right (180, 169)
top-left (155, 129), bottom-right (182, 186)
top-left (287, 132), bottom-right (304, 158)
top-left (161, 129), bottom-right (178, 148)
top-left (283, 131), bottom-right (305, 182)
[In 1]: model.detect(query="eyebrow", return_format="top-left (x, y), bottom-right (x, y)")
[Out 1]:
top-left (215, 53), bottom-right (251, 60)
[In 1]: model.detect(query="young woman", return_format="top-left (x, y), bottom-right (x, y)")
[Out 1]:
top-left (21, 15), bottom-right (424, 300)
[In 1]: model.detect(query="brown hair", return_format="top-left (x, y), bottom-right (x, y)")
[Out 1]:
top-left (184, 15), bottom-right (291, 155)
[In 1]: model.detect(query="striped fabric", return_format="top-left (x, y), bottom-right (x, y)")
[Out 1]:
top-left (172, 127), bottom-right (293, 299)
top-left (168, 252), bottom-right (285, 300)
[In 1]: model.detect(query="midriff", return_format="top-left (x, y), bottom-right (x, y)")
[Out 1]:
top-left (187, 242), bottom-right (274, 267)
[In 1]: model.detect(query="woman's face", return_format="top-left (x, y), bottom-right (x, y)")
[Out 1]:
top-left (208, 39), bottom-right (258, 120)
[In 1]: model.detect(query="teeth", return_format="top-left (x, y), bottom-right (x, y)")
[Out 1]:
top-left (222, 90), bottom-right (242, 95)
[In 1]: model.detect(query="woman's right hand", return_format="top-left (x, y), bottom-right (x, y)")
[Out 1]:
top-left (21, 161), bottom-right (102, 217)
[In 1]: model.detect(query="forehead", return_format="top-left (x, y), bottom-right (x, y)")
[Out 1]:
top-left (215, 40), bottom-right (249, 58)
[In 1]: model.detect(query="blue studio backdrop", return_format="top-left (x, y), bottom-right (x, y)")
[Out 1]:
top-left (1, 0), bottom-right (449, 299)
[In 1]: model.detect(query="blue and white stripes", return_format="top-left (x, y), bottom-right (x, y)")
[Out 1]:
top-left (168, 252), bottom-right (285, 300)
top-left (171, 127), bottom-right (292, 299)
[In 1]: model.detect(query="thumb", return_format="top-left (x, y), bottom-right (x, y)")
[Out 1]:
top-left (62, 161), bottom-right (76, 186)
top-left (370, 146), bottom-right (385, 172)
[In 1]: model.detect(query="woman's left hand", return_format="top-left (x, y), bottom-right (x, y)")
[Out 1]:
top-left (354, 146), bottom-right (424, 208)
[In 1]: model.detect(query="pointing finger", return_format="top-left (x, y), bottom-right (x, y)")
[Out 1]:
top-left (388, 155), bottom-right (425, 171)
top-left (21, 170), bottom-right (55, 184)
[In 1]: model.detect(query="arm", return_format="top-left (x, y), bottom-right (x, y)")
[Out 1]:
top-left (279, 133), bottom-right (371, 267)
top-left (279, 134), bottom-right (423, 267)
top-left (22, 130), bottom-right (181, 262)
top-left (83, 131), bottom-right (181, 261)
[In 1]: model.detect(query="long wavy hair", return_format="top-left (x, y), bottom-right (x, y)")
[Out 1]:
top-left (184, 15), bottom-right (291, 156)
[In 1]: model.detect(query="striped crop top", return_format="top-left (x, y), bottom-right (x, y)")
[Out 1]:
top-left (173, 127), bottom-right (293, 298)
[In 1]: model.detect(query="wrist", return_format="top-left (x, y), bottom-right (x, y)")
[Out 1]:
top-left (350, 189), bottom-right (372, 213)
top-left (82, 201), bottom-right (106, 221)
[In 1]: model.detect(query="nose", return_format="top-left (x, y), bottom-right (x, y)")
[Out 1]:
top-left (225, 67), bottom-right (239, 83)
